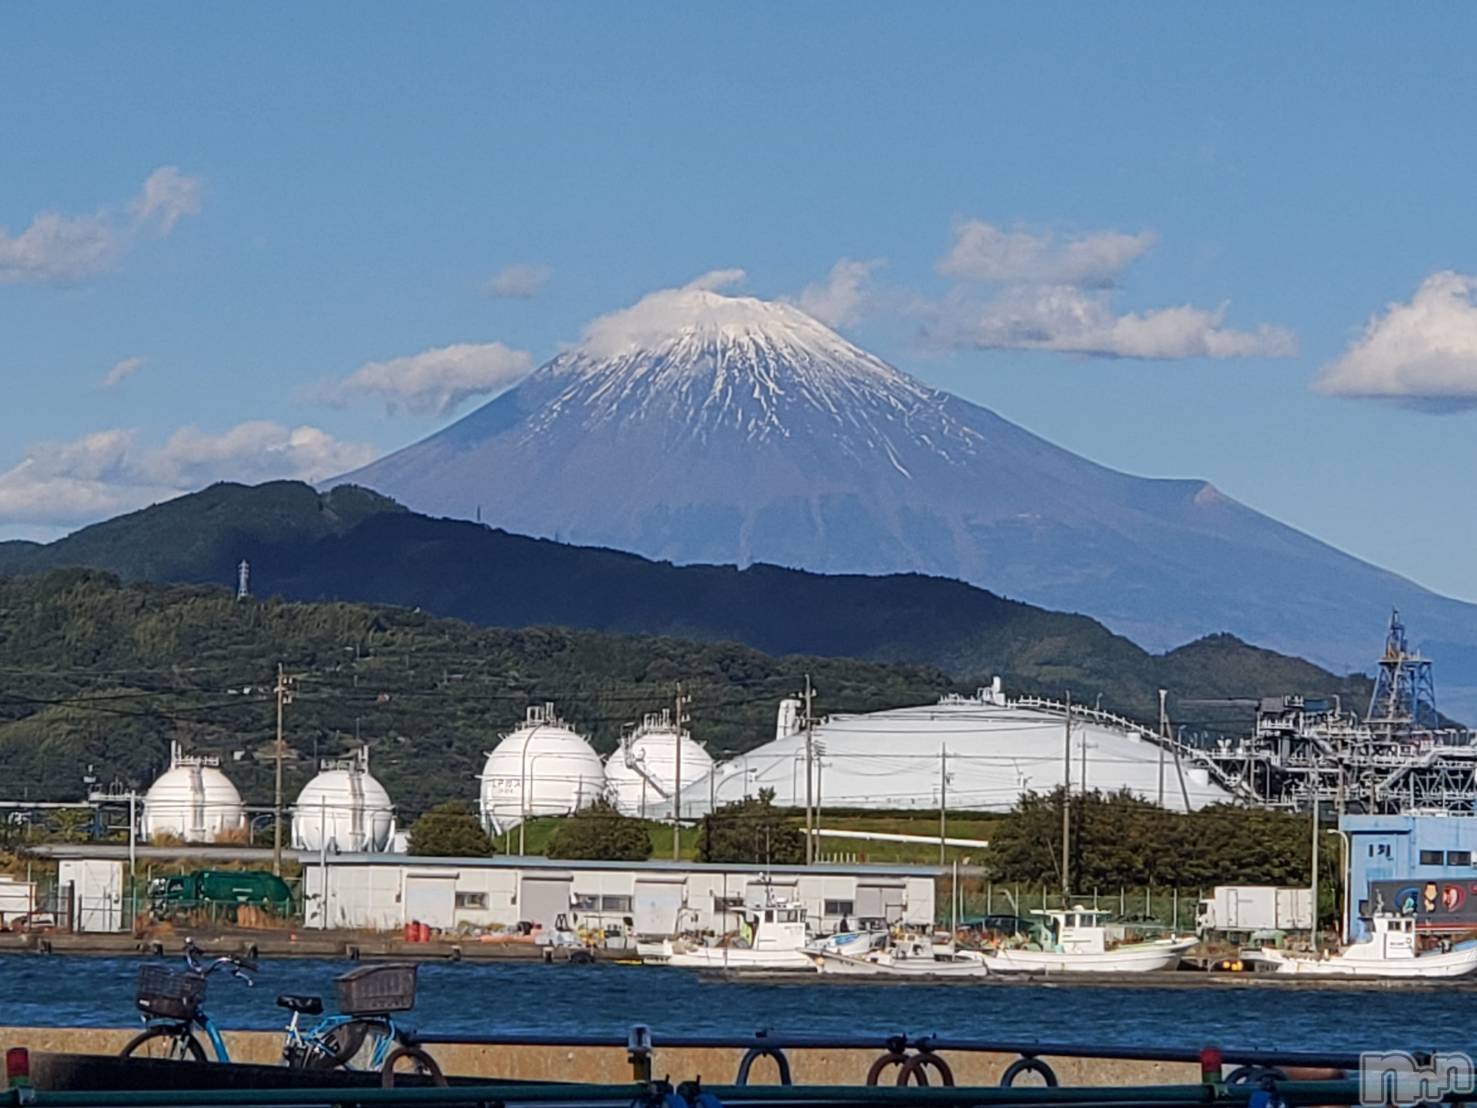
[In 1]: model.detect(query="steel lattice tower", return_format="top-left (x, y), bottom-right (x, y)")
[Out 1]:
top-left (1367, 608), bottom-right (1439, 732)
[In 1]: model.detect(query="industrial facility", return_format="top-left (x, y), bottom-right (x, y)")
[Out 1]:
top-left (660, 678), bottom-right (1232, 817)
top-left (1185, 612), bottom-right (1477, 813)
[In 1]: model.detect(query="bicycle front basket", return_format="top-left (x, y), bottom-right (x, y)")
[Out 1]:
top-left (136, 965), bottom-right (206, 1022)
top-left (335, 963), bottom-right (417, 1015)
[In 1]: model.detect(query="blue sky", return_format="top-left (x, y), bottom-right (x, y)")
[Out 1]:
top-left (4, 5), bottom-right (1477, 600)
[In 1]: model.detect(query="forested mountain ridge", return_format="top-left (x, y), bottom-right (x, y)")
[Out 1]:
top-left (0, 569), bottom-right (1369, 818)
top-left (0, 482), bottom-right (1371, 736)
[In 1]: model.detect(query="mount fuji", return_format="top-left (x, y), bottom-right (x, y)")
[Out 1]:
top-left (337, 287), bottom-right (1477, 716)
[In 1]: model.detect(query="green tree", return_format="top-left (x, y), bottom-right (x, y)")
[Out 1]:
top-left (545, 800), bottom-right (653, 861)
top-left (697, 789), bottom-right (804, 864)
top-left (407, 800), bottom-right (495, 857)
top-left (985, 786), bottom-right (1336, 889)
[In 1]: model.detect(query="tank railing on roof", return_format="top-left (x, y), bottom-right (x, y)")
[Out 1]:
top-left (1008, 695), bottom-right (1156, 740)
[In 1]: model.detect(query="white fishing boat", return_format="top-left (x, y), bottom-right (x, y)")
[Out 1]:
top-left (982, 907), bottom-right (1194, 974)
top-left (660, 896), bottom-right (816, 971)
top-left (810, 934), bottom-right (990, 978)
top-left (1256, 914), bottom-right (1477, 978)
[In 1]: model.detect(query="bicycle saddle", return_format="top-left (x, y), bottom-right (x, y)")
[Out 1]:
top-left (276, 994), bottom-right (324, 1015)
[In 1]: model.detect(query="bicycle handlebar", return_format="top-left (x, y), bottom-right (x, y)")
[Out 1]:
top-left (182, 942), bottom-right (257, 985)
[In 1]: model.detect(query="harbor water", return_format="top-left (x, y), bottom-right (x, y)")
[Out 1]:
top-left (0, 954), bottom-right (1468, 1052)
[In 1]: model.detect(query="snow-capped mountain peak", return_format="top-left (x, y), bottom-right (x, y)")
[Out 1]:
top-left (528, 288), bottom-right (940, 445)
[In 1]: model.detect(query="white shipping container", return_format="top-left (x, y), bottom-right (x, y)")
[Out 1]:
top-left (0, 875), bottom-right (37, 923)
top-left (1200, 885), bottom-right (1312, 933)
top-left (1274, 887), bottom-right (1314, 930)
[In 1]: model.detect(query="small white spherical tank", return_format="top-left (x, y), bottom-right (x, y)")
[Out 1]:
top-left (479, 704), bottom-right (607, 834)
top-left (605, 712), bottom-right (714, 818)
top-left (292, 749), bottom-right (396, 853)
top-left (141, 743), bottom-right (246, 843)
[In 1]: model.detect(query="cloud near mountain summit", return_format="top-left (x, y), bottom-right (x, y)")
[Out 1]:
top-left (925, 220), bottom-right (1296, 360)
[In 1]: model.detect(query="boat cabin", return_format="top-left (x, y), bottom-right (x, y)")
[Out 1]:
top-left (1345, 913), bottom-right (1418, 962)
top-left (1032, 905), bottom-right (1112, 954)
top-left (739, 898), bottom-right (808, 952)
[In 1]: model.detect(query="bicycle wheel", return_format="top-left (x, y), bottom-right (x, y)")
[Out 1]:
top-left (120, 1026), bottom-right (208, 1062)
top-left (380, 1046), bottom-right (447, 1088)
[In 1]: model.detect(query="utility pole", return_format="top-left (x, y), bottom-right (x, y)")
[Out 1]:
top-left (803, 674), bottom-right (815, 865)
top-left (1157, 688), bottom-right (1167, 807)
top-left (1061, 691), bottom-right (1072, 904)
top-left (1310, 783), bottom-right (1321, 953)
top-left (939, 745), bottom-right (948, 865)
top-left (673, 685), bottom-right (690, 861)
top-left (273, 663), bottom-right (296, 877)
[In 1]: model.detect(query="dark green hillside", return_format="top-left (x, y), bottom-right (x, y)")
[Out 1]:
top-left (0, 571), bottom-right (956, 815)
top-left (0, 482), bottom-right (1372, 732)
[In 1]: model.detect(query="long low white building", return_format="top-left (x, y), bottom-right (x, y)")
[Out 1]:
top-left (302, 855), bottom-right (938, 937)
top-left (661, 685), bottom-right (1233, 818)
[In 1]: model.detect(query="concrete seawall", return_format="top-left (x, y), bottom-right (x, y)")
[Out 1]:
top-left (0, 1028), bottom-right (1201, 1085)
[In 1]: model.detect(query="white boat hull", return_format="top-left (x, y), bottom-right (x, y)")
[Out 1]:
top-left (811, 949), bottom-right (990, 978)
top-left (666, 946), bottom-right (815, 971)
top-left (983, 938), bottom-right (1194, 974)
top-left (1257, 945), bottom-right (1477, 979)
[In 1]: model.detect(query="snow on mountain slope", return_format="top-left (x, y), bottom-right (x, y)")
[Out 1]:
top-left (335, 287), bottom-right (1477, 718)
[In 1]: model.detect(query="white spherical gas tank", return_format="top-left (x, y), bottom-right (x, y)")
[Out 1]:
top-left (141, 743), bottom-right (246, 843)
top-left (292, 750), bottom-right (396, 853)
top-left (479, 704), bottom-right (607, 834)
top-left (605, 712), bottom-right (713, 817)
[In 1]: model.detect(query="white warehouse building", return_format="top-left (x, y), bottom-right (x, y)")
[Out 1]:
top-left (302, 855), bottom-right (937, 937)
top-left (662, 683), bottom-right (1233, 817)
top-left (479, 704), bottom-right (607, 834)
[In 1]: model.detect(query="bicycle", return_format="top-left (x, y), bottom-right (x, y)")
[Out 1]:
top-left (120, 942), bottom-right (256, 1062)
top-left (277, 963), bottom-right (444, 1085)
top-left (121, 947), bottom-right (443, 1084)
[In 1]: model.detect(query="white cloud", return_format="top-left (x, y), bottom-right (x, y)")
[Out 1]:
top-left (1316, 271), bottom-right (1477, 409)
top-left (101, 356), bottom-right (145, 389)
top-left (938, 221), bottom-right (1156, 287)
top-left (129, 166), bottom-right (203, 234)
top-left (934, 284), bottom-right (1297, 359)
top-left (483, 262), bottom-right (551, 299)
top-left (0, 422), bottom-right (375, 528)
top-left (319, 342), bottom-right (535, 417)
top-left (0, 166), bottom-right (204, 286)
top-left (793, 258), bottom-right (882, 327)
top-left (927, 218), bottom-right (1295, 361)
top-left (574, 269), bottom-right (767, 359)
top-left (682, 268), bottom-right (747, 293)
top-left (0, 211), bottom-right (121, 285)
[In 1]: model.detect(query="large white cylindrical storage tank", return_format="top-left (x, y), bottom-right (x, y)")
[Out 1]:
top-left (605, 711), bottom-right (714, 818)
top-left (292, 749), bottom-right (395, 853)
top-left (141, 742), bottom-right (246, 843)
top-left (478, 704), bottom-right (606, 834)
